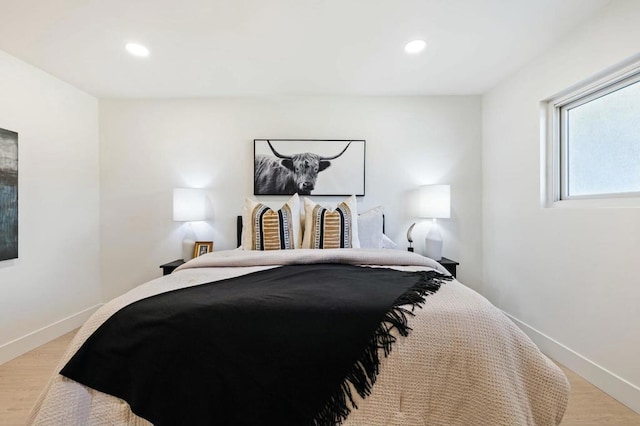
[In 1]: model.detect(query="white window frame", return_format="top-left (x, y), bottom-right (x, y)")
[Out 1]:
top-left (543, 57), bottom-right (640, 207)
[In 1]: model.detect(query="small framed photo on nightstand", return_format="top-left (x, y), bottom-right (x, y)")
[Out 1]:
top-left (193, 241), bottom-right (213, 257)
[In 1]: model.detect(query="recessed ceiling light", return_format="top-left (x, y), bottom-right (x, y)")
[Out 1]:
top-left (404, 39), bottom-right (426, 54)
top-left (125, 43), bottom-right (150, 57)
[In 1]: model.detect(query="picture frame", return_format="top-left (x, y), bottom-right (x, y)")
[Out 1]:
top-left (254, 139), bottom-right (365, 196)
top-left (193, 241), bottom-right (213, 257)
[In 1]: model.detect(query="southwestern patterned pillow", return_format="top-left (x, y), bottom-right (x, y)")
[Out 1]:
top-left (242, 194), bottom-right (301, 250)
top-left (301, 195), bottom-right (360, 249)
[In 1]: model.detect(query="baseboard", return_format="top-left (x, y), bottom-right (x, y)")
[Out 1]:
top-left (504, 311), bottom-right (640, 415)
top-left (0, 304), bottom-right (102, 365)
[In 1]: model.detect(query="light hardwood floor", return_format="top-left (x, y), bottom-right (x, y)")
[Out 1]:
top-left (1, 330), bottom-right (639, 425)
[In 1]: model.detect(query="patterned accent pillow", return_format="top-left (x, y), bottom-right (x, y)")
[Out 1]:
top-left (242, 194), bottom-right (301, 250)
top-left (302, 195), bottom-right (360, 249)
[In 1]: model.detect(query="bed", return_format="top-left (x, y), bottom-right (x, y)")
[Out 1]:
top-left (27, 246), bottom-right (569, 425)
top-left (29, 195), bottom-right (569, 424)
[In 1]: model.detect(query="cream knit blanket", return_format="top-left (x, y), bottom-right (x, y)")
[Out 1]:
top-left (28, 249), bottom-right (569, 425)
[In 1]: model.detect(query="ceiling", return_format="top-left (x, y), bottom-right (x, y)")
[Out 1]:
top-left (0, 0), bottom-right (611, 98)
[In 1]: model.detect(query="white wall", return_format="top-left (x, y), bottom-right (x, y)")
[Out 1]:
top-left (483, 0), bottom-right (640, 413)
top-left (100, 96), bottom-right (482, 300)
top-left (0, 51), bottom-right (100, 363)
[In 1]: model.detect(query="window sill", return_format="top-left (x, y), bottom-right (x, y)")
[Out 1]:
top-left (547, 197), bottom-right (640, 209)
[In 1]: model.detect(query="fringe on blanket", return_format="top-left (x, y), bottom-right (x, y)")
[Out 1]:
top-left (312, 270), bottom-right (452, 426)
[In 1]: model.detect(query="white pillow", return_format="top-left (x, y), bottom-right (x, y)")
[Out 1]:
top-left (357, 206), bottom-right (384, 249)
top-left (241, 194), bottom-right (302, 250)
top-left (381, 234), bottom-right (398, 249)
top-left (301, 195), bottom-right (360, 249)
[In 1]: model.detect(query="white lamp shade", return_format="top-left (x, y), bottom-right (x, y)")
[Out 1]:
top-left (173, 188), bottom-right (207, 222)
top-left (416, 185), bottom-right (450, 219)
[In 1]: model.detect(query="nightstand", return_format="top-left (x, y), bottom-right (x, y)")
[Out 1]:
top-left (160, 259), bottom-right (185, 276)
top-left (438, 257), bottom-right (459, 278)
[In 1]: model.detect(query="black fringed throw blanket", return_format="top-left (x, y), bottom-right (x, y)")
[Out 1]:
top-left (61, 264), bottom-right (449, 426)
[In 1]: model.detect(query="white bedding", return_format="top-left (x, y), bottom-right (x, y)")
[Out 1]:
top-left (28, 249), bottom-right (569, 425)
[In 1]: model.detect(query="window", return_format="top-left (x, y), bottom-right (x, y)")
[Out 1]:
top-left (546, 62), bottom-right (640, 203)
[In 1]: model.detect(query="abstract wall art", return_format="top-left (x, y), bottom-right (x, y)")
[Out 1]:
top-left (0, 127), bottom-right (18, 261)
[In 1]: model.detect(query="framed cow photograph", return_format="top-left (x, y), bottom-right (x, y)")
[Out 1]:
top-left (254, 139), bottom-right (365, 196)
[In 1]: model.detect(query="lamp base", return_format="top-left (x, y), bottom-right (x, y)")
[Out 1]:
top-left (424, 237), bottom-right (442, 261)
top-left (182, 238), bottom-right (195, 261)
top-left (424, 219), bottom-right (443, 261)
top-left (182, 223), bottom-right (197, 261)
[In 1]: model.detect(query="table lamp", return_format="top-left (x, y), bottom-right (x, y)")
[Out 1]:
top-left (173, 188), bottom-right (207, 261)
top-left (413, 185), bottom-right (450, 260)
